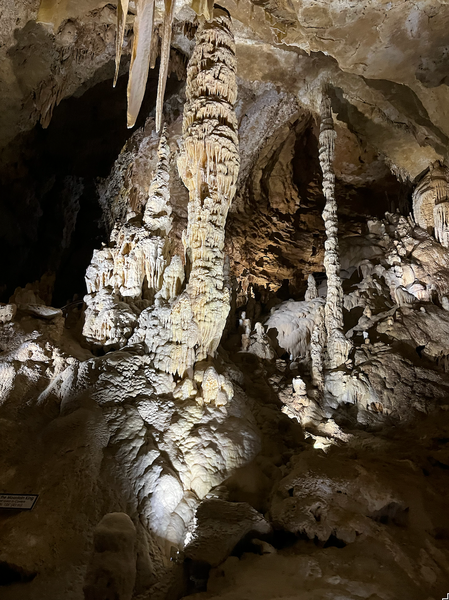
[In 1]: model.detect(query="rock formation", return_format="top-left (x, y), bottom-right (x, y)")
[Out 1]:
top-left (83, 513), bottom-right (137, 600)
top-left (155, 0), bottom-right (176, 133)
top-left (413, 160), bottom-right (449, 247)
top-left (318, 92), bottom-right (352, 368)
top-left (133, 7), bottom-right (239, 376)
top-left (3, 3), bottom-right (449, 600)
top-left (304, 273), bottom-right (318, 302)
top-left (126, 0), bottom-right (156, 128)
top-left (83, 125), bottom-right (174, 349)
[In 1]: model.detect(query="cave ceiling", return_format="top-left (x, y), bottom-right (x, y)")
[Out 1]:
top-left (1, 0), bottom-right (449, 181)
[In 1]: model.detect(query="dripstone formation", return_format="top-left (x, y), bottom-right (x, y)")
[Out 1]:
top-left (318, 92), bottom-right (352, 369)
top-left (2, 3), bottom-right (449, 600)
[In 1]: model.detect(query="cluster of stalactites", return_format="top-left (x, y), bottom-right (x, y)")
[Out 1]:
top-left (413, 161), bottom-right (449, 247)
top-left (114, 0), bottom-right (176, 130)
top-left (115, 2), bottom-right (236, 132)
top-left (318, 92), bottom-right (351, 369)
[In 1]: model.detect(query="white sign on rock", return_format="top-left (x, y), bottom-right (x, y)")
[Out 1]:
top-left (0, 494), bottom-right (38, 509)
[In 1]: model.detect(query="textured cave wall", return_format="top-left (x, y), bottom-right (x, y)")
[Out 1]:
top-left (227, 87), bottom-right (411, 298)
top-left (2, 0), bottom-right (449, 179)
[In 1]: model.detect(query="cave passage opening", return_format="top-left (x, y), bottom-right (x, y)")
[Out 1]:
top-left (227, 113), bottom-right (412, 309)
top-left (0, 59), bottom-right (184, 307)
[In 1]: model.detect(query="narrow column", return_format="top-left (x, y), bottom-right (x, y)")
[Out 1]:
top-left (318, 92), bottom-right (351, 368)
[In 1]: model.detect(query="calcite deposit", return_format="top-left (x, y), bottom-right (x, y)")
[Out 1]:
top-left (83, 125), bottom-right (174, 348)
top-left (318, 92), bottom-right (352, 369)
top-left (2, 2), bottom-right (449, 600)
top-left (413, 160), bottom-right (449, 247)
top-left (130, 8), bottom-right (240, 376)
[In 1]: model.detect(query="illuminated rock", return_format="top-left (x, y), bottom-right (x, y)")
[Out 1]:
top-left (318, 93), bottom-right (352, 369)
top-left (413, 161), bottom-right (449, 241)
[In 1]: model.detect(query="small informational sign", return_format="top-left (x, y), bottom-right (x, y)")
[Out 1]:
top-left (0, 494), bottom-right (38, 510)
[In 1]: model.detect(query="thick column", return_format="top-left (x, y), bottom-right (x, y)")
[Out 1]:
top-left (177, 7), bottom-right (240, 363)
top-left (137, 8), bottom-right (240, 377)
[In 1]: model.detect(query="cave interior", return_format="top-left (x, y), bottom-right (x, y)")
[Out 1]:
top-left (1, 2), bottom-right (449, 600)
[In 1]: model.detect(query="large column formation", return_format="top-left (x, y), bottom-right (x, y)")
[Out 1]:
top-left (176, 6), bottom-right (240, 363)
top-left (135, 7), bottom-right (239, 376)
top-left (318, 92), bottom-right (351, 368)
top-left (84, 9), bottom-right (239, 378)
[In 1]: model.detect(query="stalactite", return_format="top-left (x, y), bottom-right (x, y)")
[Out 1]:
top-left (155, 0), bottom-right (175, 133)
top-left (113, 0), bottom-right (130, 87)
top-left (434, 202), bottom-right (449, 247)
top-left (150, 23), bottom-right (161, 70)
top-left (126, 0), bottom-right (155, 128)
top-left (115, 0), bottom-right (224, 131)
top-left (191, 0), bottom-right (214, 19)
top-left (318, 92), bottom-right (351, 369)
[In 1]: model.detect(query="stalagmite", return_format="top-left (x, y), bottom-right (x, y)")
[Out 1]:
top-left (83, 126), bottom-right (173, 347)
top-left (83, 513), bottom-right (137, 600)
top-left (305, 274), bottom-right (318, 301)
top-left (310, 304), bottom-right (325, 391)
top-left (113, 0), bottom-right (130, 87)
top-left (142, 124), bottom-right (172, 232)
top-left (126, 0), bottom-right (155, 128)
top-left (318, 92), bottom-right (351, 368)
top-left (155, 0), bottom-right (175, 133)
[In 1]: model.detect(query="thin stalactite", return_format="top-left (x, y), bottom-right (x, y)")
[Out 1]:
top-left (155, 0), bottom-right (176, 133)
top-left (113, 0), bottom-right (130, 87)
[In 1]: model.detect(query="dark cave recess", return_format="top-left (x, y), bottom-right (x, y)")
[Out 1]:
top-left (0, 61), bottom-right (183, 307)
